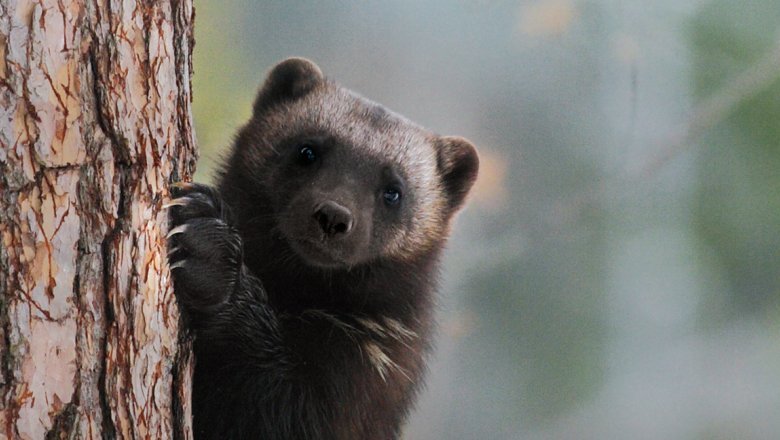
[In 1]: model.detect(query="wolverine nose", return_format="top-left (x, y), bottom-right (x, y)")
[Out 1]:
top-left (313, 201), bottom-right (354, 237)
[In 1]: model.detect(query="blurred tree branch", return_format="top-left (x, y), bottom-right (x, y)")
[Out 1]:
top-left (638, 36), bottom-right (780, 179)
top-left (555, 36), bottom-right (780, 224)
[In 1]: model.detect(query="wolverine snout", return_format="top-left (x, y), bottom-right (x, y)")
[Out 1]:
top-left (312, 200), bottom-right (354, 238)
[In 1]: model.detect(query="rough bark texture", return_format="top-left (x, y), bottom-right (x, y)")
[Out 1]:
top-left (0, 0), bottom-right (196, 438)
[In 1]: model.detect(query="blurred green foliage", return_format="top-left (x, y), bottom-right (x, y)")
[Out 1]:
top-left (691, 0), bottom-right (780, 320)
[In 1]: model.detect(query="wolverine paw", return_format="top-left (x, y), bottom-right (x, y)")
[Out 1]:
top-left (167, 182), bottom-right (242, 312)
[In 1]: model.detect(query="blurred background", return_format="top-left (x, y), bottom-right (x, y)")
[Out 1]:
top-left (191, 1), bottom-right (780, 438)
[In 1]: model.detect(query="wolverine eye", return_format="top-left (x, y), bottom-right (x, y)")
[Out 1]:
top-left (298, 144), bottom-right (317, 165)
top-left (383, 187), bottom-right (402, 206)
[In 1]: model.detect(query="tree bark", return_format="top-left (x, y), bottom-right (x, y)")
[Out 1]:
top-left (0, 0), bottom-right (196, 438)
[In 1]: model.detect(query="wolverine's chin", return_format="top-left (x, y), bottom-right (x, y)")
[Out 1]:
top-left (288, 237), bottom-right (352, 269)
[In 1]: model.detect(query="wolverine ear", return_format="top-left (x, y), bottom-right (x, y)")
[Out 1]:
top-left (436, 136), bottom-right (479, 211)
top-left (253, 57), bottom-right (324, 114)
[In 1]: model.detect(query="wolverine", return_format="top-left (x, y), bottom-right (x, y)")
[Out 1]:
top-left (168, 58), bottom-right (479, 439)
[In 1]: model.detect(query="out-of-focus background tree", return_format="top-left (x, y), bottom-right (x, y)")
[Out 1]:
top-left (192, 1), bottom-right (780, 438)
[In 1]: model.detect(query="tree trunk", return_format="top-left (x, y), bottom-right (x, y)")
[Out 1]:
top-left (0, 0), bottom-right (196, 438)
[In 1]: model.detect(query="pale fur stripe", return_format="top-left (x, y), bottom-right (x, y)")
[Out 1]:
top-left (300, 309), bottom-right (360, 341)
top-left (362, 341), bottom-right (409, 382)
top-left (354, 317), bottom-right (389, 337)
top-left (300, 310), bottom-right (417, 381)
top-left (382, 317), bottom-right (418, 341)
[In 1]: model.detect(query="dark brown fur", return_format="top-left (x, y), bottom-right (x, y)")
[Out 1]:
top-left (168, 58), bottom-right (478, 439)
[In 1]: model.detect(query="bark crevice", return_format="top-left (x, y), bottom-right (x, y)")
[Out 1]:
top-left (44, 402), bottom-right (79, 440)
top-left (96, 166), bottom-right (130, 440)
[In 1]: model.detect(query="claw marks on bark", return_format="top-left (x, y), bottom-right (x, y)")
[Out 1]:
top-left (0, 0), bottom-right (196, 438)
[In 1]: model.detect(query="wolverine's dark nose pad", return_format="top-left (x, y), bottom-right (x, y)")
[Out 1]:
top-left (313, 201), bottom-right (354, 237)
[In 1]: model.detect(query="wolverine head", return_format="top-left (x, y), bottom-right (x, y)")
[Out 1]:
top-left (230, 58), bottom-right (479, 268)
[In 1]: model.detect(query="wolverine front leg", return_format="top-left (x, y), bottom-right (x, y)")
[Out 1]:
top-left (167, 182), bottom-right (245, 314)
top-left (167, 183), bottom-right (297, 437)
top-left (166, 182), bottom-right (281, 337)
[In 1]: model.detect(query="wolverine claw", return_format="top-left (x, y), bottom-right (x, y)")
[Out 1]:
top-left (167, 224), bottom-right (188, 239)
top-left (162, 196), bottom-right (192, 210)
top-left (167, 245), bottom-right (182, 256)
top-left (170, 259), bottom-right (187, 270)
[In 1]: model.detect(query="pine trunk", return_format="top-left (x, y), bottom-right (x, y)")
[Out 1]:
top-left (0, 0), bottom-right (196, 438)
